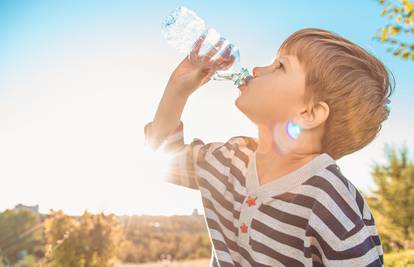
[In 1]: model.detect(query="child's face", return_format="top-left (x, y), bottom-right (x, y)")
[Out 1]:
top-left (235, 52), bottom-right (307, 126)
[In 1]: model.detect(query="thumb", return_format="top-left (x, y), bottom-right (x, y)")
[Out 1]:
top-left (200, 68), bottom-right (216, 85)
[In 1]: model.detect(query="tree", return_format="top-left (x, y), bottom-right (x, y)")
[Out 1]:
top-left (43, 210), bottom-right (124, 267)
top-left (0, 209), bottom-right (44, 264)
top-left (367, 143), bottom-right (414, 252)
top-left (373, 0), bottom-right (414, 61)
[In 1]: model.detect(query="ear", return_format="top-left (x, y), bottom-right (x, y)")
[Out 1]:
top-left (296, 101), bottom-right (329, 130)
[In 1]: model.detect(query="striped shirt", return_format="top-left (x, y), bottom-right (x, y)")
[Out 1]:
top-left (144, 120), bottom-right (384, 267)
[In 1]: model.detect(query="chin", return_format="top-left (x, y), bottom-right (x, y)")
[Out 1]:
top-left (235, 97), bottom-right (247, 115)
top-left (235, 96), bottom-right (244, 112)
top-left (235, 98), bottom-right (257, 124)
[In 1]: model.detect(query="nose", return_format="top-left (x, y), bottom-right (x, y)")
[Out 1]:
top-left (252, 66), bottom-right (263, 78)
top-left (252, 67), bottom-right (258, 78)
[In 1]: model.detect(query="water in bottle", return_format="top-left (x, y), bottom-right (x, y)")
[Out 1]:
top-left (161, 6), bottom-right (253, 87)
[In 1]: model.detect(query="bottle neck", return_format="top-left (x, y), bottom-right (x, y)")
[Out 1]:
top-left (233, 67), bottom-right (253, 87)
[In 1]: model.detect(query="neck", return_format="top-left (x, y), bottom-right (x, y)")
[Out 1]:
top-left (255, 121), bottom-right (323, 181)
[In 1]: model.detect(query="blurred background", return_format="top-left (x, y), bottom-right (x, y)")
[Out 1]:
top-left (0, 0), bottom-right (413, 266)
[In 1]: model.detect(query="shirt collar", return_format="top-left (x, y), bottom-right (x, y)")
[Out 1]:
top-left (246, 147), bottom-right (336, 198)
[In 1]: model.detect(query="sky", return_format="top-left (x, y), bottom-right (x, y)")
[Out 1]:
top-left (0, 0), bottom-right (413, 216)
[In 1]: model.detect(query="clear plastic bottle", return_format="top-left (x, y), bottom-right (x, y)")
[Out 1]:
top-left (161, 6), bottom-right (253, 87)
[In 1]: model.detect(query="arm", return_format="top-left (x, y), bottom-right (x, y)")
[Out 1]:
top-left (144, 34), bottom-right (235, 189)
top-left (145, 32), bottom-right (234, 150)
top-left (144, 85), bottom-right (189, 151)
top-left (144, 120), bottom-right (224, 189)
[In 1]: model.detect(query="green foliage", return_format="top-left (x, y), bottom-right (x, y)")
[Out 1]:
top-left (374, 0), bottom-right (414, 61)
top-left (384, 249), bottom-right (414, 266)
top-left (367, 143), bottom-right (414, 252)
top-left (43, 210), bottom-right (124, 267)
top-left (0, 209), bottom-right (44, 264)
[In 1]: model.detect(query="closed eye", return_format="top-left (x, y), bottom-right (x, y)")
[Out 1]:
top-left (274, 60), bottom-right (284, 71)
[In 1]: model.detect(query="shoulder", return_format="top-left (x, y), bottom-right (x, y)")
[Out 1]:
top-left (200, 136), bottom-right (257, 168)
top-left (225, 135), bottom-right (258, 151)
top-left (221, 135), bottom-right (258, 160)
top-left (193, 135), bottom-right (256, 163)
top-left (306, 164), bottom-right (376, 236)
top-left (323, 165), bottom-right (374, 223)
top-left (290, 162), bottom-right (383, 262)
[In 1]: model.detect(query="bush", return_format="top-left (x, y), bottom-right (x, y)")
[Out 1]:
top-left (44, 210), bottom-right (124, 267)
top-left (385, 249), bottom-right (414, 267)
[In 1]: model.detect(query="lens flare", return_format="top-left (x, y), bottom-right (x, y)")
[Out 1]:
top-left (142, 143), bottom-right (175, 185)
top-left (286, 121), bottom-right (302, 140)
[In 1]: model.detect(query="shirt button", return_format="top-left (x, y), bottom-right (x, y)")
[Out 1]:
top-left (245, 195), bottom-right (257, 207)
top-left (240, 223), bottom-right (248, 233)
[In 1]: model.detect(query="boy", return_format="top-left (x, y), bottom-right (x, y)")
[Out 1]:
top-left (144, 28), bottom-right (393, 266)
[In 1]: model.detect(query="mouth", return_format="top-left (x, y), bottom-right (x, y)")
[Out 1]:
top-left (237, 76), bottom-right (253, 93)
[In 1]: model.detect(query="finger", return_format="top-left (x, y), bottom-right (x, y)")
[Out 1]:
top-left (225, 55), bottom-right (236, 68)
top-left (211, 44), bottom-right (232, 66)
top-left (204, 37), bottom-right (225, 60)
top-left (215, 61), bottom-right (228, 71)
top-left (212, 44), bottom-right (234, 65)
top-left (188, 50), bottom-right (200, 65)
top-left (215, 55), bottom-right (235, 70)
top-left (222, 44), bottom-right (236, 63)
top-left (202, 38), bottom-right (232, 69)
top-left (227, 55), bottom-right (236, 65)
top-left (189, 33), bottom-right (207, 63)
top-left (220, 43), bottom-right (233, 59)
top-left (201, 68), bottom-right (216, 85)
top-left (191, 33), bottom-right (207, 56)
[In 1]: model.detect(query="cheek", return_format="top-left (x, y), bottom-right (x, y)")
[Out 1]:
top-left (238, 81), bottom-right (302, 123)
top-left (266, 78), bottom-right (303, 110)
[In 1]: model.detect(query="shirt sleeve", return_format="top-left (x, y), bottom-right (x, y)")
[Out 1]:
top-left (144, 120), bottom-right (225, 190)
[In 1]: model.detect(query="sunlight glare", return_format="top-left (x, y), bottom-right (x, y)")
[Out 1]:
top-left (142, 143), bottom-right (175, 186)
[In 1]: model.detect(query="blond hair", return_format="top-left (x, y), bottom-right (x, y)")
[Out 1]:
top-left (279, 28), bottom-right (395, 160)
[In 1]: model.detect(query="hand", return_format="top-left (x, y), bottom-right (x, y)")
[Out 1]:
top-left (166, 33), bottom-right (236, 97)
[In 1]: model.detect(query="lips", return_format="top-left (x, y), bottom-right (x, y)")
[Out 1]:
top-left (237, 76), bottom-right (252, 92)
